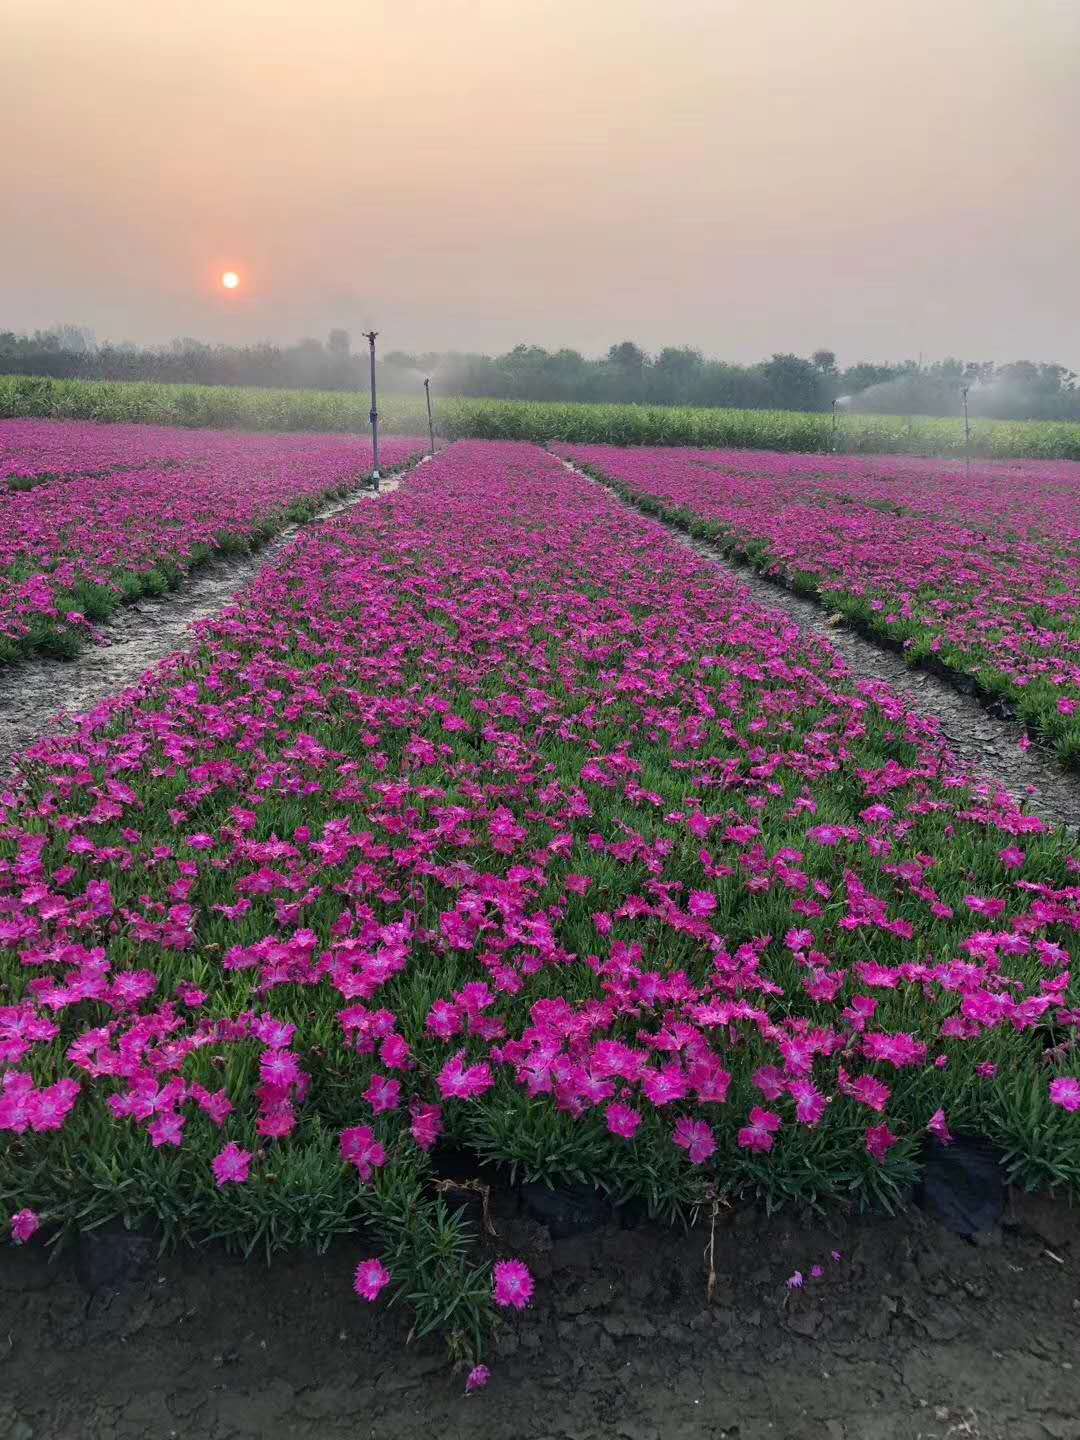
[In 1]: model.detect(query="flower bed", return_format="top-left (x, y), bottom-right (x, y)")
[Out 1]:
top-left (1, 441), bottom-right (1078, 1359)
top-left (0, 421), bottom-right (426, 661)
top-left (556, 445), bottom-right (1080, 767)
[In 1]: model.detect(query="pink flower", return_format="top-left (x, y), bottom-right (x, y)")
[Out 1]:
top-left (409, 1100), bottom-right (443, 1152)
top-left (353, 1257), bottom-right (392, 1302)
top-left (737, 1107), bottom-right (782, 1153)
top-left (493, 1259), bottom-right (534, 1310)
top-left (838, 1069), bottom-right (891, 1113)
top-left (1049, 1077), bottom-right (1080, 1113)
top-left (465, 1364), bottom-right (491, 1394)
top-left (998, 847), bottom-right (1026, 870)
top-left (10, 1208), bottom-right (40, 1244)
top-left (672, 1116), bottom-right (716, 1165)
top-left (364, 1074), bottom-right (402, 1114)
top-left (257, 1100), bottom-right (297, 1140)
top-left (752, 1066), bottom-right (787, 1102)
top-left (964, 895), bottom-right (1006, 920)
top-left (642, 1064), bottom-right (689, 1106)
top-left (789, 1079), bottom-right (828, 1128)
top-left (437, 1051), bottom-right (495, 1101)
top-left (259, 1049), bottom-right (301, 1089)
top-left (148, 1112), bottom-right (185, 1148)
top-left (1059, 698), bottom-right (1077, 717)
top-left (975, 1062), bottom-right (998, 1081)
top-left (786, 1270), bottom-right (804, 1289)
top-left (861, 1032), bottom-right (927, 1070)
top-left (605, 1103), bottom-right (642, 1140)
top-left (865, 1124), bottom-right (899, 1162)
top-left (810, 1264), bottom-right (824, 1279)
top-left (340, 1125), bottom-right (387, 1181)
top-left (211, 1142), bottom-right (253, 1187)
top-left (926, 1109), bottom-right (953, 1145)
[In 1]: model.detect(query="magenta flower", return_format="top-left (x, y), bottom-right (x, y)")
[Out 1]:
top-left (492, 1259), bottom-right (534, 1310)
top-left (786, 1270), bottom-right (804, 1289)
top-left (9, 1208), bottom-right (40, 1245)
top-left (926, 1109), bottom-right (953, 1145)
top-left (737, 1107), bottom-right (782, 1153)
top-left (437, 1051), bottom-right (495, 1101)
top-left (465, 1364), bottom-right (491, 1394)
top-left (211, 1142), bottom-right (253, 1187)
top-left (672, 1116), bottom-right (716, 1165)
top-left (605, 1103), bottom-right (642, 1140)
top-left (340, 1125), bottom-right (388, 1182)
top-left (1049, 1077), bottom-right (1080, 1113)
top-left (353, 1257), bottom-right (392, 1302)
top-left (865, 1124), bottom-right (899, 1162)
top-left (409, 1100), bottom-right (443, 1152)
top-left (364, 1074), bottom-right (402, 1114)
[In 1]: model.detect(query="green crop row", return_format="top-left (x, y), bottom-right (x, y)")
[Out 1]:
top-left (5, 373), bottom-right (1080, 459)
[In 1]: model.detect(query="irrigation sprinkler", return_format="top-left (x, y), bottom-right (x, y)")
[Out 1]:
top-left (424, 377), bottom-right (436, 457)
top-left (362, 330), bottom-right (381, 489)
top-left (831, 395), bottom-right (850, 453)
top-left (961, 384), bottom-right (971, 474)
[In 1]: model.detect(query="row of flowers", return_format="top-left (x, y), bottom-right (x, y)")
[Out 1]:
top-left (2, 439), bottom-right (1078, 1356)
top-left (0, 420), bottom-right (425, 662)
top-left (555, 445), bottom-right (1080, 767)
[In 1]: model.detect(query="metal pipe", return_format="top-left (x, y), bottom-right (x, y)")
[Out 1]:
top-left (831, 398), bottom-right (838, 451)
top-left (363, 330), bottom-right (380, 487)
top-left (424, 377), bottom-right (435, 457)
top-left (961, 384), bottom-right (971, 474)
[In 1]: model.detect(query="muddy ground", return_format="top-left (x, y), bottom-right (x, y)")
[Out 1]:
top-left (1, 1189), bottom-right (1078, 1440)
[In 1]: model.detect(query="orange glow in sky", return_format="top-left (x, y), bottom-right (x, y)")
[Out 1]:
top-left (4, 0), bottom-right (1079, 360)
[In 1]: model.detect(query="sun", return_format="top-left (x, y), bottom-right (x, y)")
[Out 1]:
top-left (221, 271), bottom-right (240, 290)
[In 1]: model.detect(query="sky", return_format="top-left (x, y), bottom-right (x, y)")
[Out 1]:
top-left (3, 0), bottom-right (1079, 365)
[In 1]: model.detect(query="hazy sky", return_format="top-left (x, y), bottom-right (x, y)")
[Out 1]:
top-left (4, 0), bottom-right (1079, 364)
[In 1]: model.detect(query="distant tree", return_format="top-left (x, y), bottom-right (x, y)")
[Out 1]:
top-left (4, 323), bottom-right (1080, 419)
top-left (651, 347), bottom-right (704, 404)
top-left (760, 353), bottom-right (830, 411)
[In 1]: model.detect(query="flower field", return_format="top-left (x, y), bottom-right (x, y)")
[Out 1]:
top-left (558, 445), bottom-right (1080, 768)
top-left (0, 420), bottom-right (426, 663)
top-left (2, 438), bottom-right (1079, 1359)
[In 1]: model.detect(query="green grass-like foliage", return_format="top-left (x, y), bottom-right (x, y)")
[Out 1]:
top-left (5, 373), bottom-right (1080, 459)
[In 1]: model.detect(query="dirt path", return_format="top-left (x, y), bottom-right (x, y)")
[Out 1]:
top-left (0, 466), bottom-right (419, 777)
top-left (557, 457), bottom-right (1080, 833)
top-left (1, 1190), bottom-right (1077, 1440)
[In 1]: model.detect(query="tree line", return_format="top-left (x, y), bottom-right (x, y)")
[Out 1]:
top-left (2, 326), bottom-right (1078, 421)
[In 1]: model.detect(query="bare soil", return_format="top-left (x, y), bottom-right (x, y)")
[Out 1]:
top-left (1, 1190), bottom-right (1078, 1440)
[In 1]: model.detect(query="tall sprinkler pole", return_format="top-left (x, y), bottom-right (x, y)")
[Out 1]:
top-left (424, 377), bottom-right (436, 457)
top-left (363, 330), bottom-right (381, 489)
top-left (961, 384), bottom-right (971, 475)
top-left (831, 398), bottom-right (839, 452)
